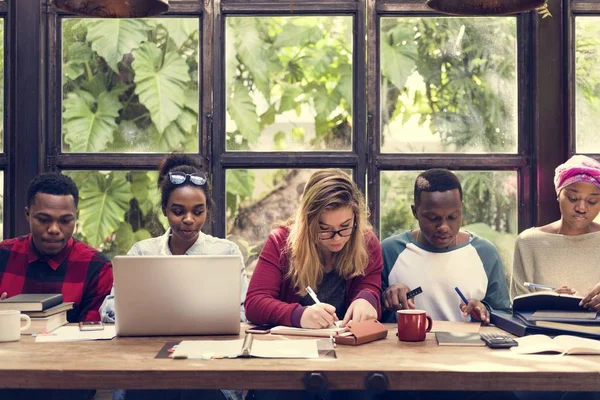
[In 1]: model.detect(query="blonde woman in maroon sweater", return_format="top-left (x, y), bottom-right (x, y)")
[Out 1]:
top-left (245, 169), bottom-right (383, 329)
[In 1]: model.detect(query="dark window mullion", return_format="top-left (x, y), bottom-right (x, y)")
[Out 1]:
top-left (366, 0), bottom-right (380, 234)
top-left (354, 0), bottom-right (367, 197)
top-left (377, 154), bottom-right (529, 170)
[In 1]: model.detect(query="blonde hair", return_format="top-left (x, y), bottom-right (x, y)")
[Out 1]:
top-left (286, 169), bottom-right (372, 295)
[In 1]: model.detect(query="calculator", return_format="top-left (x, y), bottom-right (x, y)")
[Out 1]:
top-left (480, 333), bottom-right (518, 349)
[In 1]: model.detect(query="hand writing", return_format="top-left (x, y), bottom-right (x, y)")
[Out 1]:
top-left (300, 303), bottom-right (338, 329)
top-left (460, 299), bottom-right (489, 324)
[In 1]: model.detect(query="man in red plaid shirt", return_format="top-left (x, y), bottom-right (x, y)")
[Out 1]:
top-left (0, 172), bottom-right (113, 322)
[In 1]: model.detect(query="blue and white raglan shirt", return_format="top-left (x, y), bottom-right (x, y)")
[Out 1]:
top-left (381, 230), bottom-right (511, 322)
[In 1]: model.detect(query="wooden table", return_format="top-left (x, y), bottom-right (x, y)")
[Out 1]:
top-left (1, 322), bottom-right (599, 392)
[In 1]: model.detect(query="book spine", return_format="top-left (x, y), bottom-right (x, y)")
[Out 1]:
top-left (40, 294), bottom-right (64, 311)
top-left (490, 311), bottom-right (527, 337)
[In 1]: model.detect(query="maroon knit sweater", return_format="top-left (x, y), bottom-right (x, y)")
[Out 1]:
top-left (245, 226), bottom-right (383, 327)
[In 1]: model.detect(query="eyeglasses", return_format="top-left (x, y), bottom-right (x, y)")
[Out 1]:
top-left (168, 172), bottom-right (207, 186)
top-left (318, 225), bottom-right (357, 240)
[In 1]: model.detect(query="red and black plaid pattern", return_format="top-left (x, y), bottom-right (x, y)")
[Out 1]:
top-left (0, 235), bottom-right (113, 322)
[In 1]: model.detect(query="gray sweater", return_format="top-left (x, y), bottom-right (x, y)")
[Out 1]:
top-left (509, 227), bottom-right (600, 299)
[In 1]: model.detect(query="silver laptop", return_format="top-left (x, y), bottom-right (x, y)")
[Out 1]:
top-left (113, 255), bottom-right (242, 336)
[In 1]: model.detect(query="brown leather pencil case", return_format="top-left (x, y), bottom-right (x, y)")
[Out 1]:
top-left (334, 319), bottom-right (388, 346)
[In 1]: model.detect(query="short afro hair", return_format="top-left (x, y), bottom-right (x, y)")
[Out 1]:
top-left (27, 172), bottom-right (79, 207)
top-left (413, 169), bottom-right (462, 206)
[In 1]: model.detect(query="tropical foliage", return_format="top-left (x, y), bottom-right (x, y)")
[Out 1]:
top-left (62, 18), bottom-right (199, 255)
top-left (60, 16), bottom-right (528, 262)
top-left (575, 17), bottom-right (600, 152)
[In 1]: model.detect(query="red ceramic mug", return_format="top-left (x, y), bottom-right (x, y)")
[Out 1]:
top-left (396, 309), bottom-right (433, 342)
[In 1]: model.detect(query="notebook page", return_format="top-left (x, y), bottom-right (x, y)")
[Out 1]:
top-left (270, 326), bottom-right (347, 337)
top-left (554, 335), bottom-right (600, 355)
top-left (250, 339), bottom-right (319, 358)
top-left (173, 339), bottom-right (244, 359)
top-left (511, 335), bottom-right (563, 354)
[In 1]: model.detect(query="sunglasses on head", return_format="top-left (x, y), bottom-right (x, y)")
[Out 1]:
top-left (168, 172), bottom-right (207, 186)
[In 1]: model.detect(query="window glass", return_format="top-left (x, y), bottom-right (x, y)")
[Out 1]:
top-left (225, 16), bottom-right (353, 152)
top-left (61, 18), bottom-right (200, 153)
top-left (380, 170), bottom-right (517, 278)
top-left (575, 17), bottom-right (600, 152)
top-left (380, 17), bottom-right (517, 154)
top-left (64, 171), bottom-right (166, 257)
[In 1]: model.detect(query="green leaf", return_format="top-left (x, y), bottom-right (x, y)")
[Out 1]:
top-left (130, 171), bottom-right (152, 217)
top-left (64, 63), bottom-right (84, 81)
top-left (273, 22), bottom-right (323, 48)
top-left (227, 81), bottom-right (260, 144)
top-left (63, 90), bottom-right (121, 152)
top-left (336, 64), bottom-right (353, 105)
top-left (155, 19), bottom-right (199, 49)
top-left (133, 42), bottom-right (191, 134)
top-left (151, 108), bottom-right (197, 151)
top-left (274, 131), bottom-right (286, 150)
top-left (79, 172), bottom-right (132, 248)
top-left (113, 223), bottom-right (152, 254)
top-left (227, 169), bottom-right (254, 199)
top-left (314, 86), bottom-right (341, 118)
top-left (230, 18), bottom-right (270, 100)
top-left (279, 84), bottom-right (302, 113)
top-left (381, 39), bottom-right (417, 91)
top-left (291, 127), bottom-right (305, 143)
top-left (260, 106), bottom-right (276, 126)
top-left (86, 20), bottom-right (150, 73)
top-left (185, 88), bottom-right (199, 114)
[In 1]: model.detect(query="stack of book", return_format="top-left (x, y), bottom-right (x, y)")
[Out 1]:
top-left (0, 294), bottom-right (72, 334)
top-left (491, 292), bottom-right (600, 339)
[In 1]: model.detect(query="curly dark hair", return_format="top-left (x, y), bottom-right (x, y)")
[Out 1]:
top-left (27, 172), bottom-right (79, 207)
top-left (413, 168), bottom-right (463, 206)
top-left (158, 153), bottom-right (211, 210)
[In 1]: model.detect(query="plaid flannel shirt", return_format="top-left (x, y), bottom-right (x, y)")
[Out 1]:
top-left (0, 234), bottom-right (113, 322)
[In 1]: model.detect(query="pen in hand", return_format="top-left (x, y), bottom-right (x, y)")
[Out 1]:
top-left (306, 286), bottom-right (340, 326)
top-left (454, 287), bottom-right (481, 321)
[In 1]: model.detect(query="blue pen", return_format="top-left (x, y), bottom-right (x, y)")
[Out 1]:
top-left (454, 287), bottom-right (480, 320)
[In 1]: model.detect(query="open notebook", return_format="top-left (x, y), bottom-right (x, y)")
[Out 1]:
top-left (172, 334), bottom-right (325, 359)
top-left (269, 325), bottom-right (348, 337)
top-left (511, 335), bottom-right (600, 355)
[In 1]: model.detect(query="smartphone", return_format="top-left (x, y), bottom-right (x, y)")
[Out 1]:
top-left (245, 324), bottom-right (275, 334)
top-left (79, 321), bottom-right (104, 331)
top-left (406, 286), bottom-right (423, 300)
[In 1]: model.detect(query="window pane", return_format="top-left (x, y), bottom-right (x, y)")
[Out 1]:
top-left (225, 16), bottom-right (353, 152)
top-left (226, 168), bottom-right (351, 273)
top-left (61, 18), bottom-right (200, 153)
top-left (380, 170), bottom-right (517, 277)
top-left (380, 17), bottom-right (517, 154)
top-left (575, 17), bottom-right (600, 152)
top-left (64, 171), bottom-right (167, 257)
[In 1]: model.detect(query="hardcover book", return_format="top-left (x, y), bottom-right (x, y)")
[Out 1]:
top-left (0, 294), bottom-right (64, 312)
